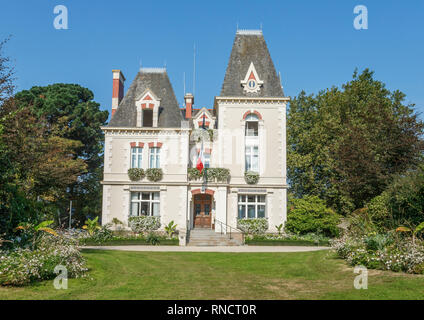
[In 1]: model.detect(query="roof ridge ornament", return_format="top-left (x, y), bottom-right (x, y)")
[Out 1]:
top-left (140, 67), bottom-right (166, 73)
top-left (241, 62), bottom-right (263, 93)
top-left (236, 29), bottom-right (263, 35)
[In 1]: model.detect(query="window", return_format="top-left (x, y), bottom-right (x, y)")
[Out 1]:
top-left (143, 109), bottom-right (153, 127)
top-left (238, 194), bottom-right (266, 219)
top-left (149, 147), bottom-right (160, 168)
top-left (130, 192), bottom-right (160, 216)
top-left (245, 145), bottom-right (259, 172)
top-left (131, 147), bottom-right (143, 168)
top-left (245, 114), bottom-right (258, 136)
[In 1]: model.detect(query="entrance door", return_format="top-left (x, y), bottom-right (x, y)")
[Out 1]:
top-left (193, 194), bottom-right (212, 228)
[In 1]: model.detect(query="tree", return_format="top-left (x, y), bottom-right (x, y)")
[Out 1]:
top-left (0, 37), bottom-right (43, 237)
top-left (14, 84), bottom-right (108, 224)
top-left (0, 99), bottom-right (87, 200)
top-left (288, 69), bottom-right (424, 214)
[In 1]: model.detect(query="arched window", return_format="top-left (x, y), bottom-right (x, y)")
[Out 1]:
top-left (245, 114), bottom-right (258, 136)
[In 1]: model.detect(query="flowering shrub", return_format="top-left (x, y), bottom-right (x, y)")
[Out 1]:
top-left (0, 234), bottom-right (87, 286)
top-left (146, 168), bottom-right (163, 182)
top-left (246, 232), bottom-right (330, 245)
top-left (244, 171), bottom-right (259, 185)
top-left (237, 218), bottom-right (268, 235)
top-left (331, 235), bottom-right (424, 274)
top-left (128, 216), bottom-right (161, 233)
top-left (128, 168), bottom-right (145, 181)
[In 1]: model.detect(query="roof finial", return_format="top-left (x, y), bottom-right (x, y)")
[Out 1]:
top-left (236, 22), bottom-right (239, 31)
top-left (260, 22), bottom-right (263, 30)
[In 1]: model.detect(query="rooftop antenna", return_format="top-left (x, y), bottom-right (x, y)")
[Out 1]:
top-left (260, 22), bottom-right (263, 30)
top-left (279, 71), bottom-right (283, 89)
top-left (193, 43), bottom-right (196, 96)
top-left (183, 72), bottom-right (186, 105)
top-left (236, 22), bottom-right (239, 31)
top-left (139, 59), bottom-right (142, 71)
top-left (164, 59), bottom-right (167, 69)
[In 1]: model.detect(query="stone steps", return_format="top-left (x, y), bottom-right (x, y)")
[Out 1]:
top-left (187, 229), bottom-right (243, 246)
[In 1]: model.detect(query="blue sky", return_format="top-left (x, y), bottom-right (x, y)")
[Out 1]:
top-left (1, 0), bottom-right (423, 120)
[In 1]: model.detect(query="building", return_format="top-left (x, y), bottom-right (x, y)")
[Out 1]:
top-left (101, 30), bottom-right (289, 245)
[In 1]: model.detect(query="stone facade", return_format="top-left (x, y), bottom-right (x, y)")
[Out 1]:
top-left (101, 30), bottom-right (289, 244)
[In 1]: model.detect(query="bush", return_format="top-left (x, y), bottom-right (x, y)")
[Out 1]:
top-left (237, 218), bottom-right (268, 235)
top-left (0, 233), bottom-right (87, 286)
top-left (245, 171), bottom-right (259, 185)
top-left (285, 196), bottom-right (341, 237)
top-left (332, 234), bottom-right (424, 274)
top-left (82, 223), bottom-right (114, 244)
top-left (364, 167), bottom-right (424, 232)
top-left (128, 216), bottom-right (161, 233)
top-left (146, 168), bottom-right (163, 182)
top-left (128, 168), bottom-right (145, 181)
top-left (146, 232), bottom-right (160, 245)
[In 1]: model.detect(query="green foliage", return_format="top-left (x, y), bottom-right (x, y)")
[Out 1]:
top-left (146, 232), bottom-right (160, 245)
top-left (127, 168), bottom-right (145, 181)
top-left (188, 168), bottom-right (230, 183)
top-left (128, 216), bottom-right (161, 233)
top-left (275, 224), bottom-right (284, 235)
top-left (14, 83), bottom-right (108, 225)
top-left (188, 168), bottom-right (202, 180)
top-left (364, 233), bottom-right (393, 251)
top-left (146, 168), bottom-right (163, 182)
top-left (15, 220), bottom-right (58, 250)
top-left (244, 171), bottom-right (259, 185)
top-left (208, 168), bottom-right (230, 183)
top-left (237, 218), bottom-right (268, 235)
top-left (285, 196), bottom-right (341, 237)
top-left (164, 221), bottom-right (177, 238)
top-left (360, 166), bottom-right (424, 233)
top-left (82, 217), bottom-right (101, 236)
top-left (288, 69), bottom-right (424, 214)
top-left (83, 223), bottom-right (114, 243)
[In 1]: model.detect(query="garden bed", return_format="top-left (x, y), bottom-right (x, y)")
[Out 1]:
top-left (245, 239), bottom-right (330, 246)
top-left (81, 238), bottom-right (179, 246)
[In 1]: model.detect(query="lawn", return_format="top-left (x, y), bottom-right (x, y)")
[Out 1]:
top-left (0, 249), bottom-right (423, 300)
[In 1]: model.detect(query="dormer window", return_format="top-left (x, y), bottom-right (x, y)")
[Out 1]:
top-left (143, 109), bottom-right (153, 127)
top-left (135, 90), bottom-right (160, 127)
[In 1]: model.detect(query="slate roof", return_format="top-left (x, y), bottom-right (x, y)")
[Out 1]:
top-left (220, 30), bottom-right (284, 98)
top-left (108, 69), bottom-right (183, 128)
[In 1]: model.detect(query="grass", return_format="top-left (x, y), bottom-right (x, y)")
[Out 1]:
top-left (0, 249), bottom-right (423, 300)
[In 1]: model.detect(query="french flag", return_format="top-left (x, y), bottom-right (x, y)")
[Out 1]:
top-left (196, 115), bottom-right (206, 173)
top-left (196, 142), bottom-right (204, 173)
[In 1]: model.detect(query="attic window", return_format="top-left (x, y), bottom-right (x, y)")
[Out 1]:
top-left (143, 109), bottom-right (153, 127)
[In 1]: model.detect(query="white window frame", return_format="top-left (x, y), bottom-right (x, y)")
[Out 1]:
top-left (131, 147), bottom-right (143, 168)
top-left (237, 194), bottom-right (266, 219)
top-left (245, 145), bottom-right (259, 172)
top-left (149, 147), bottom-right (161, 168)
top-left (130, 192), bottom-right (160, 217)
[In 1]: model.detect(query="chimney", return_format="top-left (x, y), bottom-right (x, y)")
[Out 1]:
top-left (184, 93), bottom-right (194, 119)
top-left (112, 70), bottom-right (125, 117)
